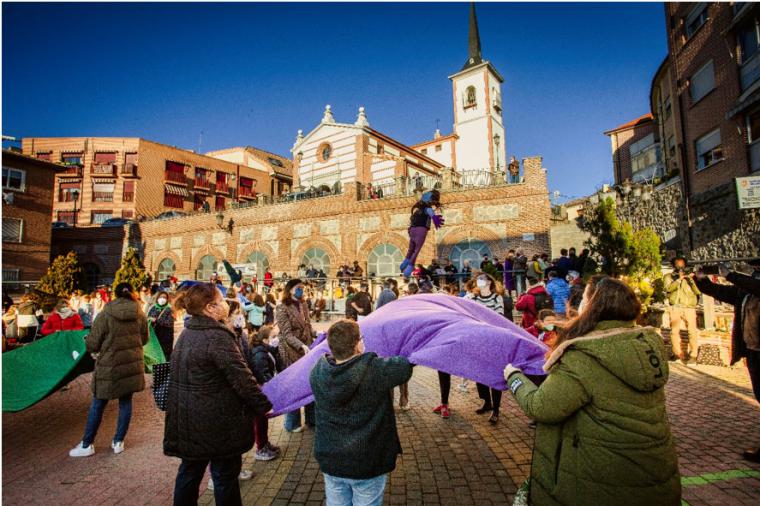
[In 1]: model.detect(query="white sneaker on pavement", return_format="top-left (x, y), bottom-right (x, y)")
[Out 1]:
top-left (289, 426), bottom-right (304, 433)
top-left (255, 447), bottom-right (278, 461)
top-left (238, 469), bottom-right (254, 480)
top-left (69, 442), bottom-right (95, 457)
top-left (111, 441), bottom-right (125, 454)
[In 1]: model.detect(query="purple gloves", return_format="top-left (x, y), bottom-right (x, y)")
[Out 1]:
top-left (432, 214), bottom-right (445, 229)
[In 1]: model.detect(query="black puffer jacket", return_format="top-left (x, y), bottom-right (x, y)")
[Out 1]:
top-left (163, 315), bottom-right (272, 460)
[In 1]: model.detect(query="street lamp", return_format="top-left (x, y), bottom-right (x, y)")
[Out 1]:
top-left (71, 188), bottom-right (80, 228)
top-left (493, 133), bottom-right (501, 171)
top-left (216, 211), bottom-right (234, 234)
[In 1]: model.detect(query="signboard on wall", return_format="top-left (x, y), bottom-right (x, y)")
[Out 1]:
top-left (522, 233), bottom-right (535, 242)
top-left (736, 175), bottom-right (760, 209)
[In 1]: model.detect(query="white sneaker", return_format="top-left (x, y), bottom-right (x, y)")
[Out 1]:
top-left (238, 469), bottom-right (254, 480)
top-left (111, 441), bottom-right (125, 454)
top-left (207, 478), bottom-right (214, 491)
top-left (69, 442), bottom-right (95, 457)
top-left (400, 404), bottom-right (411, 411)
top-left (289, 426), bottom-right (304, 433)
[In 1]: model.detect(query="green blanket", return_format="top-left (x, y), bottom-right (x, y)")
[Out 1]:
top-left (2, 326), bottom-right (166, 412)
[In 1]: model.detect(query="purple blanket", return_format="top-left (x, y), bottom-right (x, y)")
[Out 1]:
top-left (262, 294), bottom-right (548, 416)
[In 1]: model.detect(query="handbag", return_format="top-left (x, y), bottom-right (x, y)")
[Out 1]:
top-left (152, 362), bottom-right (171, 411)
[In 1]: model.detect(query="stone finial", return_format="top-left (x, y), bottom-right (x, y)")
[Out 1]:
top-left (292, 129), bottom-right (304, 151)
top-left (355, 106), bottom-right (370, 127)
top-left (434, 128), bottom-right (441, 139)
top-left (322, 105), bottom-right (335, 123)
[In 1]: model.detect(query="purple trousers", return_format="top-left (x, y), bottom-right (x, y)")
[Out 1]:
top-left (405, 226), bottom-right (429, 266)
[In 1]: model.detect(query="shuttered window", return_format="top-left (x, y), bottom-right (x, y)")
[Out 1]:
top-left (2, 218), bottom-right (23, 243)
top-left (690, 60), bottom-right (715, 103)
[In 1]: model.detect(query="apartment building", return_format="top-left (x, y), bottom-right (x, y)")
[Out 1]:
top-left (21, 137), bottom-right (273, 226)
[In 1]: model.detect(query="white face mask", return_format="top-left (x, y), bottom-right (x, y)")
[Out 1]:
top-left (476, 280), bottom-right (488, 289)
top-left (157, 298), bottom-right (167, 306)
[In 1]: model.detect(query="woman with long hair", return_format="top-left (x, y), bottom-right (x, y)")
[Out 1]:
top-left (504, 278), bottom-right (680, 505)
top-left (69, 283), bottom-right (148, 458)
top-left (470, 273), bottom-right (505, 424)
top-left (276, 278), bottom-right (316, 432)
top-left (164, 283), bottom-right (271, 505)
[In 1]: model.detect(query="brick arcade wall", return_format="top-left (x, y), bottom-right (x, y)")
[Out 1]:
top-left (138, 157), bottom-right (553, 280)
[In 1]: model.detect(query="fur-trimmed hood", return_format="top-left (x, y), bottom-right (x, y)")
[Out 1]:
top-left (544, 320), bottom-right (668, 392)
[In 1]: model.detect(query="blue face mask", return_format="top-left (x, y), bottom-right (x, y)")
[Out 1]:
top-left (294, 287), bottom-right (304, 299)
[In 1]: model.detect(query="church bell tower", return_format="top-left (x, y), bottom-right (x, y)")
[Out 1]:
top-left (449, 2), bottom-right (506, 176)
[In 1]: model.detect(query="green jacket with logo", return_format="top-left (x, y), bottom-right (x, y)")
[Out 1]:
top-left (665, 273), bottom-right (700, 307)
top-left (507, 321), bottom-right (681, 506)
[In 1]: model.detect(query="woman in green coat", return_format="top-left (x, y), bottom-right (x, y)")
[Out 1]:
top-left (504, 277), bottom-right (681, 505)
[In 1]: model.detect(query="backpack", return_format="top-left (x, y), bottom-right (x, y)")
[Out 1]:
top-left (532, 292), bottom-right (554, 313)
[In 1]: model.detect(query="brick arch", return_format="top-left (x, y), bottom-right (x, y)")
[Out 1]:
top-left (191, 244), bottom-right (227, 270)
top-left (436, 224), bottom-right (505, 261)
top-left (356, 231), bottom-right (408, 260)
top-left (293, 238), bottom-right (341, 274)
top-left (152, 251), bottom-right (182, 276)
top-left (236, 241), bottom-right (277, 265)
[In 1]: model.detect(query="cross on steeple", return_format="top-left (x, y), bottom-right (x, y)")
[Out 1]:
top-left (462, 2), bottom-right (484, 71)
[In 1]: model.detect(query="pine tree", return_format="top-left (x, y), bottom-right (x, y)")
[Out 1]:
top-left (113, 247), bottom-right (151, 292)
top-left (35, 251), bottom-right (82, 299)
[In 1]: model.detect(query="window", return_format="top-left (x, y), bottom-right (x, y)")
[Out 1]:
top-left (377, 144), bottom-right (384, 155)
top-left (239, 177), bottom-right (255, 197)
top-left (2, 218), bottom-right (23, 243)
top-left (747, 108), bottom-right (760, 172)
top-left (57, 211), bottom-right (76, 224)
top-left (667, 135), bottom-right (676, 159)
top-left (215, 195), bottom-right (225, 211)
top-left (94, 152), bottom-right (116, 164)
top-left (123, 181), bottom-right (135, 202)
top-left (125, 152), bottom-right (138, 167)
top-left (685, 3), bottom-right (708, 39)
top-left (421, 148), bottom-right (428, 155)
top-left (2, 167), bottom-right (26, 191)
top-left (61, 153), bottom-right (83, 167)
top-left (193, 194), bottom-right (207, 210)
top-left (245, 251), bottom-right (269, 278)
top-left (157, 258), bottom-right (176, 281)
top-left (690, 60), bottom-right (715, 103)
top-left (449, 239), bottom-right (492, 272)
top-left (629, 134), bottom-right (661, 181)
top-left (435, 144), bottom-right (442, 152)
top-left (216, 172), bottom-right (229, 192)
top-left (165, 161), bottom-right (186, 183)
top-left (3, 269), bottom-right (20, 282)
top-left (164, 190), bottom-right (184, 209)
top-left (367, 243), bottom-right (403, 277)
top-left (317, 142), bottom-right (333, 163)
top-left (695, 128), bottom-right (723, 170)
top-left (465, 86), bottom-right (477, 107)
top-left (739, 20), bottom-right (760, 91)
top-left (122, 210), bottom-right (134, 219)
top-left (92, 182), bottom-right (115, 202)
top-left (301, 248), bottom-right (331, 275)
top-left (195, 167), bottom-right (210, 188)
top-left (58, 182), bottom-right (81, 202)
top-left (36, 152), bottom-right (51, 161)
top-left (91, 211), bottom-right (113, 225)
top-left (663, 95), bottom-right (672, 118)
top-left (196, 255), bottom-right (218, 281)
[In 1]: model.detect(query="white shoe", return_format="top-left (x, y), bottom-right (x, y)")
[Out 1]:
top-left (238, 469), bottom-right (254, 480)
top-left (207, 478), bottom-right (214, 491)
top-left (69, 442), bottom-right (95, 457)
top-left (111, 441), bottom-right (125, 454)
top-left (400, 404), bottom-right (411, 411)
top-left (289, 426), bottom-right (304, 433)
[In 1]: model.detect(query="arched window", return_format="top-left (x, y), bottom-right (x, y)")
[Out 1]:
top-left (157, 258), bottom-right (176, 281)
top-left (82, 262), bottom-right (100, 292)
top-left (196, 255), bottom-right (217, 281)
top-left (367, 243), bottom-right (403, 277)
top-left (301, 248), bottom-right (331, 275)
top-left (245, 251), bottom-right (269, 278)
top-left (465, 86), bottom-right (477, 107)
top-left (449, 239), bottom-right (492, 271)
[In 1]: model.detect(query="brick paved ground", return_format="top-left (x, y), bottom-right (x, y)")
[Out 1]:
top-left (3, 342), bottom-right (759, 505)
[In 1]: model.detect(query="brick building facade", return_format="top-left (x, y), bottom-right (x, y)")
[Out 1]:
top-left (604, 114), bottom-right (661, 184)
top-left (20, 137), bottom-right (274, 225)
top-left (2, 150), bottom-right (63, 289)
top-left (136, 157), bottom-right (551, 283)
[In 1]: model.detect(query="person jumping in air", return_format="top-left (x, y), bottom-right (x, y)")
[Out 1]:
top-left (400, 189), bottom-right (445, 278)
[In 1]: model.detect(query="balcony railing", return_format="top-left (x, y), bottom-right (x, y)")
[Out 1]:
top-left (123, 192), bottom-right (134, 202)
top-left (121, 164), bottom-right (138, 176)
top-left (60, 165), bottom-right (83, 177)
top-left (750, 140), bottom-right (760, 173)
top-left (93, 192), bottom-right (114, 202)
top-left (239, 186), bottom-right (256, 198)
top-left (216, 180), bottom-right (230, 193)
top-left (92, 163), bottom-right (116, 176)
top-left (194, 176), bottom-right (211, 189)
top-left (741, 51), bottom-right (760, 92)
top-left (165, 170), bottom-right (187, 184)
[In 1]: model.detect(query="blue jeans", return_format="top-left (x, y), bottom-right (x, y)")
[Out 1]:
top-left (173, 455), bottom-right (242, 506)
top-left (324, 473), bottom-right (387, 506)
top-left (284, 402), bottom-right (316, 431)
top-left (82, 393), bottom-right (133, 446)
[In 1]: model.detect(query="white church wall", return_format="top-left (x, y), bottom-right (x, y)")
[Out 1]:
top-left (417, 139), bottom-right (453, 167)
top-left (456, 120), bottom-right (491, 171)
top-left (297, 125), bottom-right (359, 188)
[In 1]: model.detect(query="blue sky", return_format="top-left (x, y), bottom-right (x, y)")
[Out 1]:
top-left (2, 2), bottom-right (667, 200)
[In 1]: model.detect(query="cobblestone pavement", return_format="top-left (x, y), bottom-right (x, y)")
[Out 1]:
top-left (3, 339), bottom-right (759, 505)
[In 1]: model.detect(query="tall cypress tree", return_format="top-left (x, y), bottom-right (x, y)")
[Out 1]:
top-left (113, 247), bottom-right (151, 292)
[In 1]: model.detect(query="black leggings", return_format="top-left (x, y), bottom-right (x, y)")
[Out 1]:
top-left (438, 371), bottom-right (451, 405)
top-left (476, 383), bottom-right (502, 414)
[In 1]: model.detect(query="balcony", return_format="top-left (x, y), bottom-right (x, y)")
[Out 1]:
top-left (59, 165), bottom-right (83, 177)
top-left (216, 180), bottom-right (230, 193)
top-left (194, 176), bottom-right (211, 190)
top-left (93, 192), bottom-right (114, 202)
top-left (165, 170), bottom-right (187, 184)
top-left (238, 186), bottom-right (256, 198)
top-left (91, 163), bottom-right (116, 176)
top-left (741, 51), bottom-right (760, 92)
top-left (121, 164), bottom-right (138, 177)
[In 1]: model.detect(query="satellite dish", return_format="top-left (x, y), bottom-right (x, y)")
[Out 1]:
top-left (3, 192), bottom-right (14, 205)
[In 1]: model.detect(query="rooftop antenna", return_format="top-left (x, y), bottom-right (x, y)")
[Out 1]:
top-left (435, 119), bottom-right (440, 131)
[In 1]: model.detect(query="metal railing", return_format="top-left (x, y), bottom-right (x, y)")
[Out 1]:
top-left (91, 163), bottom-right (116, 175)
top-left (165, 170), bottom-right (186, 184)
top-left (121, 164), bottom-right (138, 176)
